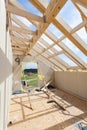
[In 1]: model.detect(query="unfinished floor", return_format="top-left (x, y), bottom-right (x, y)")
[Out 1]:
top-left (8, 89), bottom-right (87, 130)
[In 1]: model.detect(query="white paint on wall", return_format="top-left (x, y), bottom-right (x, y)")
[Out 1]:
top-left (55, 71), bottom-right (87, 99)
top-left (0, 1), bottom-right (13, 130)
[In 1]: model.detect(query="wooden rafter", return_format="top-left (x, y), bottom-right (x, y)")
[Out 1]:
top-left (44, 29), bottom-right (86, 69)
top-left (48, 51), bottom-right (63, 59)
top-left (7, 0), bottom-right (87, 70)
top-left (53, 18), bottom-right (87, 55)
top-left (28, 0), bottom-right (87, 70)
top-left (33, 48), bottom-right (65, 71)
top-left (72, 0), bottom-right (87, 9)
top-left (10, 26), bottom-right (36, 35)
top-left (29, 0), bottom-right (45, 14)
top-left (25, 0), bottom-right (67, 54)
top-left (72, 0), bottom-right (87, 32)
top-left (7, 4), bottom-right (44, 22)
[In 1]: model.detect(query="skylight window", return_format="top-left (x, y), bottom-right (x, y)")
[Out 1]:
top-left (58, 54), bottom-right (77, 66)
top-left (38, 41), bottom-right (47, 49)
top-left (62, 38), bottom-right (87, 64)
top-left (76, 3), bottom-right (87, 17)
top-left (16, 16), bottom-right (36, 31)
top-left (12, 21), bottom-right (20, 27)
top-left (17, 0), bottom-right (42, 16)
top-left (56, 0), bottom-right (82, 28)
top-left (76, 27), bottom-right (87, 44)
top-left (48, 23), bottom-right (63, 38)
top-left (33, 46), bottom-right (42, 53)
top-left (13, 31), bottom-right (23, 38)
top-left (53, 45), bottom-right (62, 51)
top-left (38, 0), bottom-right (50, 8)
top-left (42, 53), bottom-right (49, 58)
top-left (41, 34), bottom-right (54, 45)
top-left (48, 49), bottom-right (54, 54)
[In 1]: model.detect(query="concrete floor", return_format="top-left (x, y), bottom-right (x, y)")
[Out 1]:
top-left (8, 89), bottom-right (87, 130)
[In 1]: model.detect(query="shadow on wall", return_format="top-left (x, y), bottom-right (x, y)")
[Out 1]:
top-left (0, 48), bottom-right (12, 83)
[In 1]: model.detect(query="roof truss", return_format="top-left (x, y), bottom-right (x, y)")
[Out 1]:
top-left (6, 0), bottom-right (87, 71)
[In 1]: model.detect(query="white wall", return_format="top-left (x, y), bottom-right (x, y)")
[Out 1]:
top-left (12, 56), bottom-right (23, 91)
top-left (55, 71), bottom-right (87, 99)
top-left (0, 0), bottom-right (13, 130)
top-left (38, 60), bottom-right (54, 87)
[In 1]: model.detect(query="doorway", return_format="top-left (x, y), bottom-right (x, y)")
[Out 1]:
top-left (21, 62), bottom-right (38, 88)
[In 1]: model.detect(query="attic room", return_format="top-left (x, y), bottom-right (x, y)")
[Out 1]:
top-left (0, 0), bottom-right (87, 130)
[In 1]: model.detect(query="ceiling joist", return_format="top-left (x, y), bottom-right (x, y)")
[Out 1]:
top-left (7, 4), bottom-right (44, 23)
top-left (53, 18), bottom-right (87, 55)
top-left (6, 0), bottom-right (87, 70)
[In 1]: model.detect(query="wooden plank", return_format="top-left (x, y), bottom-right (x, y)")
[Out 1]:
top-left (7, 4), bottom-right (44, 22)
top-left (29, 0), bottom-right (45, 14)
top-left (60, 42), bottom-right (87, 69)
top-left (71, 20), bottom-right (87, 33)
top-left (44, 29), bottom-right (86, 69)
top-left (25, 0), bottom-right (67, 54)
top-left (11, 34), bottom-right (32, 43)
top-left (12, 46), bottom-right (25, 51)
top-left (55, 57), bottom-right (70, 68)
top-left (12, 43), bottom-right (27, 49)
top-left (10, 26), bottom-right (36, 35)
top-left (50, 58), bottom-right (66, 71)
top-left (39, 38), bottom-right (50, 48)
top-left (38, 56), bottom-right (59, 70)
top-left (72, 0), bottom-right (87, 32)
top-left (48, 51), bottom-right (63, 59)
top-left (11, 15), bottom-right (30, 30)
top-left (10, 0), bottom-right (40, 28)
top-left (37, 43), bottom-right (55, 56)
top-left (72, 0), bottom-right (87, 9)
top-left (53, 18), bottom-right (87, 55)
top-left (33, 48), bottom-right (64, 70)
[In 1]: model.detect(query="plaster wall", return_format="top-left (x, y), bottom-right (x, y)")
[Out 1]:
top-left (55, 71), bottom-right (87, 99)
top-left (0, 1), bottom-right (13, 130)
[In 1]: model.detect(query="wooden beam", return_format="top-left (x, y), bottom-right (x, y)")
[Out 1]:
top-left (55, 57), bottom-right (70, 68)
top-left (72, 0), bottom-right (87, 9)
top-left (9, 0), bottom-right (26, 11)
top-left (7, 4), bottom-right (44, 22)
top-left (37, 43), bottom-right (55, 56)
top-left (45, 29), bottom-right (86, 69)
top-left (13, 50), bottom-right (25, 55)
top-left (33, 48), bottom-right (64, 71)
top-left (50, 58), bottom-right (66, 71)
top-left (11, 33), bottom-right (32, 43)
top-left (25, 0), bottom-right (67, 54)
top-left (29, 0), bottom-right (45, 14)
top-left (12, 42), bottom-right (27, 49)
top-left (12, 38), bottom-right (28, 46)
top-left (10, 26), bottom-right (36, 35)
top-left (11, 15), bottom-right (30, 30)
top-left (53, 18), bottom-right (87, 55)
top-left (12, 46), bottom-right (25, 51)
top-left (72, 0), bottom-right (87, 32)
top-left (71, 20), bottom-right (87, 33)
top-left (39, 38), bottom-right (50, 48)
top-left (9, 0), bottom-right (40, 28)
top-left (48, 51), bottom-right (63, 59)
top-left (60, 42), bottom-right (87, 68)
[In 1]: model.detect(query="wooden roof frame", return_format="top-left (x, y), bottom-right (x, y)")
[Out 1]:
top-left (6, 0), bottom-right (87, 70)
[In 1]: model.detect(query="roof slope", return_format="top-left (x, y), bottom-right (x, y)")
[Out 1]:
top-left (6, 0), bottom-right (87, 71)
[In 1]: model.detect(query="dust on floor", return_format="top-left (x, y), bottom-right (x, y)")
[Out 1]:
top-left (8, 89), bottom-right (87, 130)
